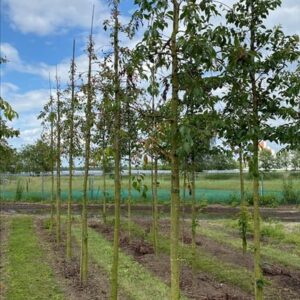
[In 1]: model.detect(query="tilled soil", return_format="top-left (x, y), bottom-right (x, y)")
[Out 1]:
top-left (35, 218), bottom-right (129, 300)
top-left (89, 220), bottom-right (251, 300)
top-left (135, 218), bottom-right (300, 300)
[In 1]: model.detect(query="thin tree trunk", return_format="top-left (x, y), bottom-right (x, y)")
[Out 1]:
top-left (252, 136), bottom-right (262, 299)
top-left (110, 1), bottom-right (121, 298)
top-left (55, 69), bottom-right (61, 244)
top-left (151, 64), bottom-right (158, 255)
top-left (250, 2), bottom-right (263, 297)
top-left (80, 9), bottom-right (94, 284)
top-left (102, 154), bottom-right (107, 224)
top-left (67, 39), bottom-right (76, 260)
top-left (170, 1), bottom-right (180, 298)
top-left (128, 146), bottom-right (132, 240)
top-left (101, 114), bottom-right (107, 224)
top-left (239, 145), bottom-right (248, 254)
top-left (181, 169), bottom-right (186, 245)
top-left (183, 170), bottom-right (186, 200)
top-left (49, 77), bottom-right (55, 232)
top-left (151, 156), bottom-right (159, 254)
top-left (191, 159), bottom-right (196, 273)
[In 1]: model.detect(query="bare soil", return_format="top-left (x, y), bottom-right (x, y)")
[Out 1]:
top-left (35, 218), bottom-right (129, 300)
top-left (89, 220), bottom-right (251, 300)
top-left (1, 202), bottom-right (300, 221)
top-left (134, 218), bottom-right (300, 300)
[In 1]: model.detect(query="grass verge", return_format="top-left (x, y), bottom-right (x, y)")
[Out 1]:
top-left (6, 216), bottom-right (64, 300)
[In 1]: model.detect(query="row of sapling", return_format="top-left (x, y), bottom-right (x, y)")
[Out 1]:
top-left (34, 0), bottom-right (299, 299)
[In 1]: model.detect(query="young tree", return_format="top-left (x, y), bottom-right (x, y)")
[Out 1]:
top-left (80, 7), bottom-right (96, 283)
top-left (110, 1), bottom-right (122, 297)
top-left (65, 39), bottom-right (78, 259)
top-left (122, 56), bottom-right (141, 240)
top-left (94, 95), bottom-right (114, 224)
top-left (38, 77), bottom-right (56, 230)
top-left (133, 1), bottom-right (221, 297)
top-left (223, 1), bottom-right (299, 298)
top-left (55, 69), bottom-right (62, 244)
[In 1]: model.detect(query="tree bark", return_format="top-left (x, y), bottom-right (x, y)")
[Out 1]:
top-left (151, 64), bottom-right (159, 255)
top-left (127, 144), bottom-right (132, 240)
top-left (67, 39), bottom-right (76, 260)
top-left (110, 1), bottom-right (121, 298)
top-left (250, 2), bottom-right (263, 297)
top-left (55, 71), bottom-right (61, 244)
top-left (239, 145), bottom-right (248, 254)
top-left (102, 152), bottom-right (107, 224)
top-left (191, 158), bottom-right (196, 273)
top-left (170, 1), bottom-right (180, 298)
top-left (49, 84), bottom-right (55, 232)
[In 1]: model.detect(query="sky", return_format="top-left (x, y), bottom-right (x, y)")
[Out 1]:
top-left (1, 0), bottom-right (300, 151)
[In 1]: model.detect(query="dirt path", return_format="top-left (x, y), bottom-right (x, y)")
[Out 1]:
top-left (35, 218), bottom-right (129, 300)
top-left (1, 202), bottom-right (300, 221)
top-left (134, 218), bottom-right (300, 300)
top-left (89, 220), bottom-right (251, 300)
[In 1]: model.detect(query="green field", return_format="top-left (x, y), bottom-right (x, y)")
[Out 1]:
top-left (1, 172), bottom-right (299, 204)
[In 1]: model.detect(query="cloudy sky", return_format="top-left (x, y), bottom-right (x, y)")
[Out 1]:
top-left (1, 0), bottom-right (300, 150)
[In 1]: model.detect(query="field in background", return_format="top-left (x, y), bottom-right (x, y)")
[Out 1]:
top-left (0, 171), bottom-right (299, 205)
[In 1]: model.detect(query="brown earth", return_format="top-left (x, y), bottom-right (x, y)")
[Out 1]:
top-left (134, 218), bottom-right (300, 300)
top-left (1, 202), bottom-right (299, 222)
top-left (89, 220), bottom-right (251, 300)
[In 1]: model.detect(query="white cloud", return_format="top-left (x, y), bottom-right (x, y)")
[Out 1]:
top-left (268, 0), bottom-right (300, 35)
top-left (3, 0), bottom-right (110, 35)
top-left (1, 82), bottom-right (19, 95)
top-left (0, 43), bottom-right (21, 64)
top-left (1, 81), bottom-right (49, 114)
top-left (3, 86), bottom-right (50, 147)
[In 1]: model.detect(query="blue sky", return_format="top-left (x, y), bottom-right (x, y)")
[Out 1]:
top-left (1, 0), bottom-right (300, 151)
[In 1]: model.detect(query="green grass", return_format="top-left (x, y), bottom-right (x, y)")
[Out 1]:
top-left (222, 218), bottom-right (300, 251)
top-left (197, 220), bottom-right (300, 269)
top-left (6, 217), bottom-right (64, 300)
top-left (123, 219), bottom-right (254, 293)
top-left (1, 172), bottom-right (299, 199)
top-left (72, 225), bottom-right (187, 300)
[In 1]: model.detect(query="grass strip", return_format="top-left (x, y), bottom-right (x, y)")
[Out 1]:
top-left (6, 216), bottom-right (64, 300)
top-left (125, 220), bottom-right (254, 293)
top-left (197, 222), bottom-right (300, 269)
top-left (0, 216), bottom-right (11, 299)
top-left (72, 225), bottom-right (187, 300)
